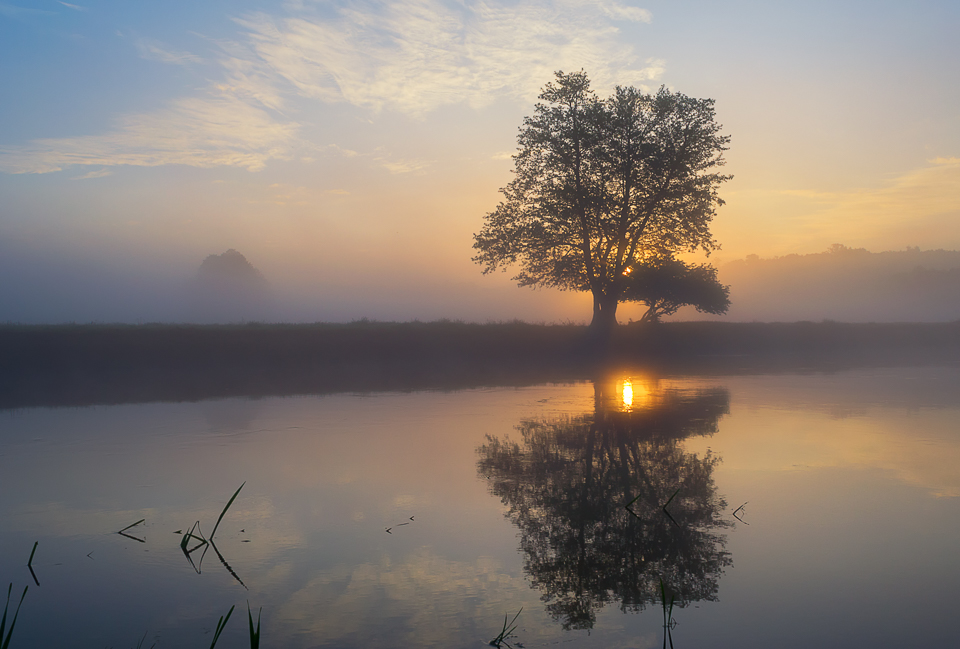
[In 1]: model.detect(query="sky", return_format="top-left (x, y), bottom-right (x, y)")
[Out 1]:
top-left (1, 0), bottom-right (958, 323)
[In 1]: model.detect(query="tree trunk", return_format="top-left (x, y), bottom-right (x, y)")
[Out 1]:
top-left (587, 293), bottom-right (619, 348)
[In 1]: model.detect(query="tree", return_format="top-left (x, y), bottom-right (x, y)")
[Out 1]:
top-left (473, 71), bottom-right (730, 335)
top-left (622, 256), bottom-right (730, 323)
top-left (477, 381), bottom-right (732, 630)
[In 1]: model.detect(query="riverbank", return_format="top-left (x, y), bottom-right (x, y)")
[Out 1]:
top-left (3, 320), bottom-right (959, 408)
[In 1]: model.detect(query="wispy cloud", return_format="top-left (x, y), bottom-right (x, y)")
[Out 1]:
top-left (790, 157), bottom-right (960, 224)
top-left (72, 168), bottom-right (112, 180)
top-left (237, 0), bottom-right (662, 115)
top-left (373, 151), bottom-right (430, 174)
top-left (0, 92), bottom-right (298, 173)
top-left (58, 1), bottom-right (87, 11)
top-left (0, 0), bottom-right (659, 173)
top-left (733, 158), bottom-right (960, 254)
top-left (135, 38), bottom-right (203, 65)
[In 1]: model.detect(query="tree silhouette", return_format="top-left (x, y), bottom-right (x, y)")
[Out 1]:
top-left (477, 381), bottom-right (732, 630)
top-left (473, 71), bottom-right (731, 336)
top-left (622, 256), bottom-right (730, 323)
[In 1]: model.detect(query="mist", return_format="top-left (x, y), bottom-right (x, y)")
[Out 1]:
top-left (681, 245), bottom-right (960, 323)
top-left (0, 240), bottom-right (594, 325)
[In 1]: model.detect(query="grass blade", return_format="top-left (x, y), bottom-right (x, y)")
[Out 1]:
top-left (210, 541), bottom-right (247, 589)
top-left (210, 482), bottom-right (245, 542)
top-left (662, 486), bottom-right (681, 509)
top-left (118, 519), bottom-right (145, 534)
top-left (209, 605), bottom-right (235, 649)
top-left (661, 486), bottom-right (682, 528)
top-left (247, 601), bottom-right (261, 649)
top-left (1, 584), bottom-right (28, 649)
top-left (488, 607), bottom-right (522, 647)
top-left (26, 542), bottom-right (40, 586)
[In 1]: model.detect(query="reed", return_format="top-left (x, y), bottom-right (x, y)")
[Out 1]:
top-left (488, 607), bottom-right (522, 648)
top-left (208, 606), bottom-right (234, 649)
top-left (132, 629), bottom-right (155, 649)
top-left (1, 584), bottom-right (27, 649)
top-left (659, 578), bottom-right (675, 649)
top-left (178, 484), bottom-right (247, 587)
top-left (247, 602), bottom-right (261, 649)
top-left (25, 542), bottom-right (39, 587)
top-left (119, 519), bottom-right (145, 533)
top-left (661, 486), bottom-right (681, 528)
top-left (118, 519), bottom-right (147, 543)
top-left (210, 482), bottom-right (244, 542)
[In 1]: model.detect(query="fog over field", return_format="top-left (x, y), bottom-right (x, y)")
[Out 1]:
top-left (692, 245), bottom-right (960, 323)
top-left (2, 241), bottom-right (958, 325)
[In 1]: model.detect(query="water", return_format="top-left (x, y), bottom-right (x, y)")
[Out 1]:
top-left (2, 364), bottom-right (959, 648)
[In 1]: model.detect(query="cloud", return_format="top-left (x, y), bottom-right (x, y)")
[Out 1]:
top-left (0, 0), bottom-right (659, 173)
top-left (237, 0), bottom-right (662, 115)
top-left (135, 38), bottom-right (203, 65)
top-left (72, 168), bottom-right (112, 180)
top-left (58, 1), bottom-right (87, 11)
top-left (373, 152), bottom-right (430, 174)
top-left (727, 157), bottom-right (960, 256)
top-left (0, 92), bottom-right (299, 173)
top-left (791, 157), bottom-right (960, 232)
top-left (596, 0), bottom-right (652, 22)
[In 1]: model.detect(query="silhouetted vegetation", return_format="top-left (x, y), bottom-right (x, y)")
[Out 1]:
top-left (622, 256), bottom-right (730, 322)
top-left (2, 320), bottom-right (960, 409)
top-left (186, 249), bottom-right (274, 323)
top-left (477, 381), bottom-right (732, 630)
top-left (473, 71), bottom-right (730, 334)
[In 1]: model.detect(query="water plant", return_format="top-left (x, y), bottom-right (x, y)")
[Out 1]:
top-left (659, 578), bottom-right (676, 649)
top-left (132, 629), bottom-right (155, 649)
top-left (625, 486), bottom-right (682, 527)
top-left (208, 605), bottom-right (234, 649)
top-left (247, 601), bottom-right (261, 649)
top-left (118, 519), bottom-right (146, 543)
top-left (488, 607), bottom-right (521, 648)
top-left (178, 483), bottom-right (248, 588)
top-left (1, 583), bottom-right (28, 649)
top-left (661, 486), bottom-right (681, 528)
top-left (211, 483), bottom-right (245, 542)
top-left (733, 501), bottom-right (749, 524)
top-left (26, 542), bottom-right (39, 587)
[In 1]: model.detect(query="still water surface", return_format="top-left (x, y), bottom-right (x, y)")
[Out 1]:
top-left (2, 364), bottom-right (960, 648)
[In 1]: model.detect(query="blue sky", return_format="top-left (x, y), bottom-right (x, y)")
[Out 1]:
top-left (1, 0), bottom-right (958, 322)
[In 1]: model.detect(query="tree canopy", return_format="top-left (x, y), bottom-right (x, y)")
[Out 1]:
top-left (473, 71), bottom-right (730, 333)
top-left (622, 256), bottom-right (730, 323)
top-left (477, 381), bottom-right (732, 630)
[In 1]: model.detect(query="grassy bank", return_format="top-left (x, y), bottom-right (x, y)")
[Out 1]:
top-left (2, 320), bottom-right (959, 409)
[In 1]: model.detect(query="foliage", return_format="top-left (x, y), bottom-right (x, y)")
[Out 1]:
top-left (621, 256), bottom-right (730, 322)
top-left (473, 71), bottom-right (730, 331)
top-left (476, 383), bottom-right (732, 630)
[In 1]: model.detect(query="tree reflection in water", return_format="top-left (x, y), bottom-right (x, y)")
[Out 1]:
top-left (477, 379), bottom-right (733, 630)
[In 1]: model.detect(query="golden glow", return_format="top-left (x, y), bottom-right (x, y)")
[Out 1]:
top-left (622, 380), bottom-right (634, 409)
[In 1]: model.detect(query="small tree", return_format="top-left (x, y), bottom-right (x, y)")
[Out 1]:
top-left (621, 257), bottom-right (730, 323)
top-left (473, 71), bottom-right (730, 336)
